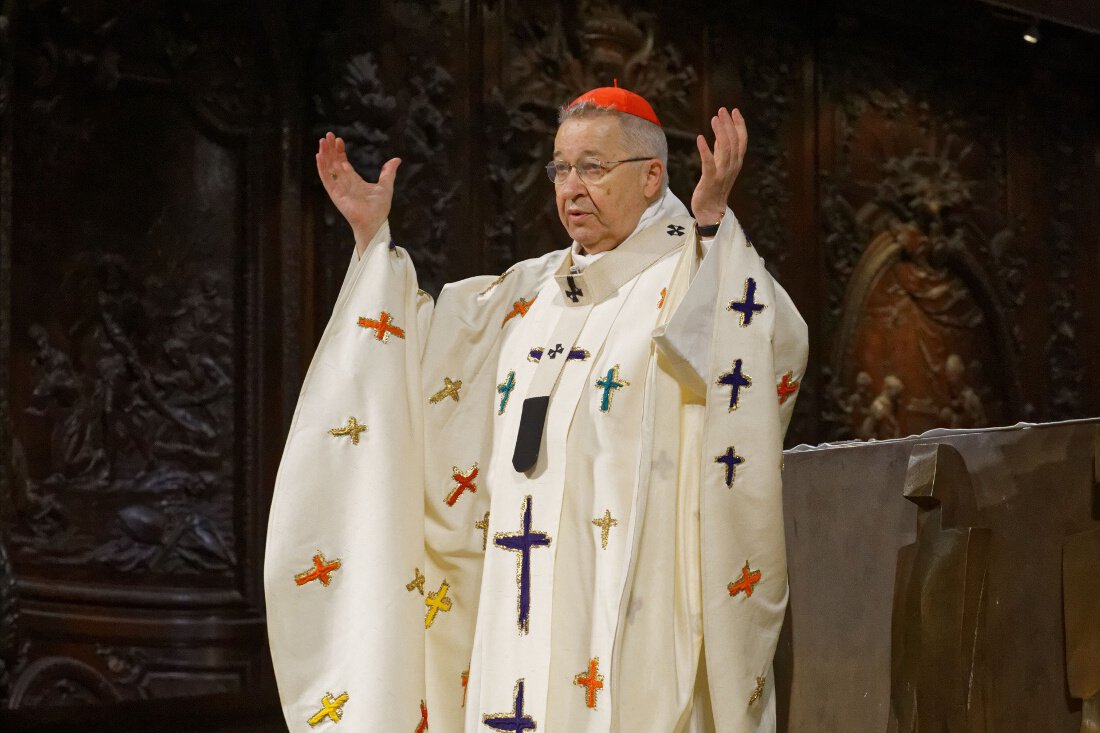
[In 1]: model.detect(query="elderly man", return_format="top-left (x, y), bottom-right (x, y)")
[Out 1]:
top-left (265, 85), bottom-right (807, 732)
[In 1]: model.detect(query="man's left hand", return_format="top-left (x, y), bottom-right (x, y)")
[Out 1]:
top-left (691, 107), bottom-right (748, 227)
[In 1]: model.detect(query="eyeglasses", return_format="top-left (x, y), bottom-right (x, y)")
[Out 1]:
top-left (545, 157), bottom-right (652, 185)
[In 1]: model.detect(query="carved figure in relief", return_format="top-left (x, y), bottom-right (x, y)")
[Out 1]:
top-left (859, 375), bottom-right (905, 440)
top-left (890, 443), bottom-right (990, 733)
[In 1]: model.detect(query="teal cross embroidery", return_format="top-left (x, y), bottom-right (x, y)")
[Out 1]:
top-left (497, 370), bottom-right (517, 415)
top-left (595, 365), bottom-right (629, 413)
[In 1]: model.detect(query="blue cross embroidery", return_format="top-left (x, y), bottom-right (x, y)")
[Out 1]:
top-left (667, 224), bottom-right (685, 236)
top-left (494, 496), bottom-right (552, 634)
top-left (595, 365), bottom-right (629, 413)
top-left (497, 371), bottom-right (516, 415)
top-left (715, 446), bottom-right (745, 488)
top-left (483, 679), bottom-right (537, 732)
top-left (717, 358), bottom-right (752, 411)
top-left (727, 277), bottom-right (766, 327)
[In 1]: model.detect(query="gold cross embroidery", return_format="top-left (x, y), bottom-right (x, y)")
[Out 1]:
top-left (425, 579), bottom-right (453, 628)
top-left (406, 567), bottom-right (426, 595)
top-left (329, 416), bottom-right (366, 445)
top-left (429, 377), bottom-right (463, 404)
top-left (475, 512), bottom-right (490, 550)
top-left (308, 691), bottom-right (349, 727)
top-left (592, 510), bottom-right (618, 550)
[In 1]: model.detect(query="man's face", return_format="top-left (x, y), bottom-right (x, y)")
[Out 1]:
top-left (553, 116), bottom-right (663, 254)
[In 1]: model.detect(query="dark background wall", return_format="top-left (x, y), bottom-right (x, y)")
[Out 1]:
top-left (0, 0), bottom-right (1097, 729)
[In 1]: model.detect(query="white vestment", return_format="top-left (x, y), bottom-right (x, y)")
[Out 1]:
top-left (265, 191), bottom-right (808, 732)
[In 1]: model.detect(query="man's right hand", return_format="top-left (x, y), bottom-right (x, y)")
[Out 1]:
top-left (316, 131), bottom-right (401, 256)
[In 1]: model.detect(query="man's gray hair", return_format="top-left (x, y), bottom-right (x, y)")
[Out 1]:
top-left (558, 101), bottom-right (669, 193)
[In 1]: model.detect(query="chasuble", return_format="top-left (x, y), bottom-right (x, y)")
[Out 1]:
top-left (265, 190), bottom-right (808, 732)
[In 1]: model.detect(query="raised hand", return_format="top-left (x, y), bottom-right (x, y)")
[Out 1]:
top-left (316, 131), bottom-right (401, 253)
top-left (691, 107), bottom-right (748, 228)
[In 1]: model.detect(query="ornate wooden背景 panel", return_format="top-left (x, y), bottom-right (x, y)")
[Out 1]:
top-left (1, 0), bottom-right (1097, 729)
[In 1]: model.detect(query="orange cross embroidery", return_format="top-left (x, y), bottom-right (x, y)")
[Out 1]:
top-left (294, 553), bottom-right (342, 587)
top-left (658, 287), bottom-right (668, 309)
top-left (501, 294), bottom-right (538, 328)
top-left (461, 668), bottom-right (470, 707)
top-left (574, 657), bottom-right (604, 709)
top-left (425, 579), bottom-right (453, 628)
top-left (357, 311), bottom-right (406, 342)
top-left (416, 700), bottom-right (428, 733)
top-left (445, 464), bottom-right (479, 507)
top-left (728, 562), bottom-right (763, 599)
top-left (329, 416), bottom-right (366, 445)
top-left (777, 371), bottom-right (800, 404)
top-left (307, 691), bottom-right (349, 726)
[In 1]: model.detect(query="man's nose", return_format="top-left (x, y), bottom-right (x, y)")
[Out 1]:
top-left (557, 168), bottom-right (588, 197)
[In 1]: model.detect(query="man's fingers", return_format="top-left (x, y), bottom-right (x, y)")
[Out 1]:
top-left (378, 157), bottom-right (402, 189)
top-left (696, 135), bottom-right (716, 176)
top-left (733, 109), bottom-right (748, 160)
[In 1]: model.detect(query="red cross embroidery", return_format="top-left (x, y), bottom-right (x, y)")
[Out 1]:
top-left (574, 658), bottom-right (604, 709)
top-left (416, 700), bottom-right (428, 733)
top-left (777, 371), bottom-right (800, 405)
top-left (357, 311), bottom-right (406, 342)
top-left (461, 668), bottom-right (470, 707)
top-left (294, 553), bottom-right (342, 587)
top-left (445, 464), bottom-right (479, 506)
top-left (658, 287), bottom-right (667, 309)
top-left (501, 294), bottom-right (538, 328)
top-left (728, 562), bottom-right (763, 599)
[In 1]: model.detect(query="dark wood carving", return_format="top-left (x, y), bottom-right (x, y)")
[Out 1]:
top-left (890, 443), bottom-right (991, 732)
top-left (1063, 526), bottom-right (1100, 732)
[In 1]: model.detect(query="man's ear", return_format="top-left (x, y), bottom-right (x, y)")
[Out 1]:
top-left (643, 159), bottom-right (664, 199)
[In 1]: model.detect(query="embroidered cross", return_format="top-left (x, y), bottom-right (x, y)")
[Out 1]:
top-left (748, 676), bottom-right (766, 706)
top-left (328, 416), bottom-right (366, 445)
top-left (416, 700), bottom-right (428, 733)
top-left (483, 679), bottom-right (537, 732)
top-left (727, 277), bottom-right (766, 327)
top-left (728, 562), bottom-right (763, 599)
top-left (494, 496), bottom-right (552, 634)
top-left (307, 691), bottom-right (349, 727)
top-left (717, 359), bottom-right (752, 411)
top-left (715, 447), bottom-right (745, 489)
top-left (658, 287), bottom-right (667, 309)
top-left (502, 294), bottom-right (538, 328)
top-left (475, 512), bottom-right (490, 550)
top-left (430, 377), bottom-right (463, 404)
top-left (565, 276), bottom-right (584, 303)
top-left (592, 510), bottom-right (618, 550)
top-left (595, 365), bottom-right (629, 413)
top-left (479, 269), bottom-right (513, 296)
top-left (357, 311), bottom-right (406, 342)
top-left (425, 579), bottom-right (453, 628)
top-left (777, 371), bottom-right (800, 404)
top-left (497, 371), bottom-right (517, 415)
top-left (667, 224), bottom-right (685, 236)
top-left (445, 464), bottom-right (479, 507)
top-left (547, 343), bottom-right (564, 359)
top-left (574, 658), bottom-right (604, 709)
top-left (461, 668), bottom-right (470, 707)
top-left (295, 553), bottom-right (342, 587)
top-left (528, 345), bottom-right (589, 363)
top-left (406, 567), bottom-right (426, 595)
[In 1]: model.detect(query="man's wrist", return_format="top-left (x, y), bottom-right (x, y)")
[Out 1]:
top-left (695, 209), bottom-right (725, 237)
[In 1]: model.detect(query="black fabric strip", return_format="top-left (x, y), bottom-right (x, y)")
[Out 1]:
top-left (512, 396), bottom-right (550, 473)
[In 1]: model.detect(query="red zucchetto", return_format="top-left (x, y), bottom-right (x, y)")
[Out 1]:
top-left (566, 80), bottom-right (661, 127)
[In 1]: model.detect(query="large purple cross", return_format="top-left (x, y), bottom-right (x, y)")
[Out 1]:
top-left (483, 679), bottom-right (537, 732)
top-left (494, 496), bottom-right (552, 634)
top-left (727, 277), bottom-right (766, 327)
top-left (717, 358), bottom-right (752, 411)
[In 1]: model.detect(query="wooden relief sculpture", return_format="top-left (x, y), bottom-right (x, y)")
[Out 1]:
top-left (1062, 429), bottom-right (1100, 732)
top-left (890, 443), bottom-right (990, 732)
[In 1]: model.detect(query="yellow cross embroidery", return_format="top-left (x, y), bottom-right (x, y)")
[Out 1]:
top-left (478, 269), bottom-right (512, 296)
top-left (592, 510), bottom-right (618, 550)
top-left (429, 377), bottom-right (463, 404)
top-left (748, 676), bottom-right (766, 706)
top-left (425, 579), bottom-right (453, 628)
top-left (328, 417), bottom-right (366, 445)
top-left (406, 567), bottom-right (426, 595)
top-left (308, 691), bottom-right (349, 727)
